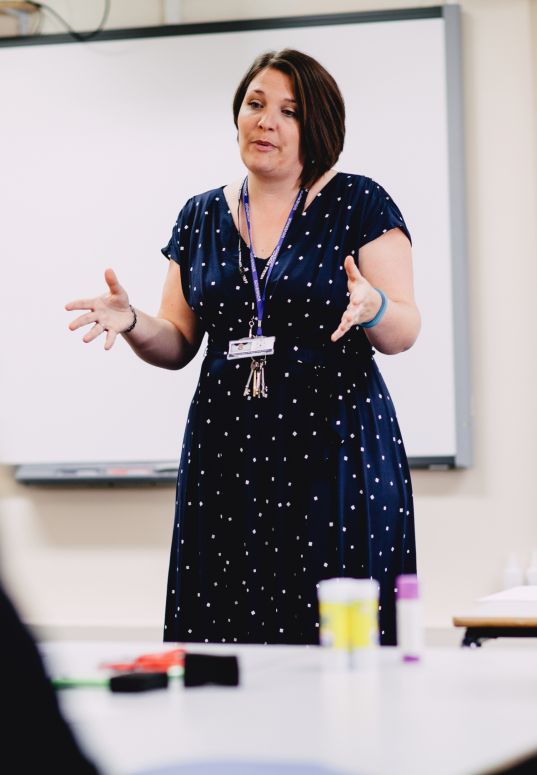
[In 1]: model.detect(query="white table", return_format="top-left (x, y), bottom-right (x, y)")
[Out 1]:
top-left (40, 641), bottom-right (537, 775)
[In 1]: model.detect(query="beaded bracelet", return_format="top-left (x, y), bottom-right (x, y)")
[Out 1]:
top-left (122, 304), bottom-right (137, 334)
top-left (360, 289), bottom-right (388, 328)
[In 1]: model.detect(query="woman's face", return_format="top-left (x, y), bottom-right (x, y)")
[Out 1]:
top-left (237, 67), bottom-right (302, 184)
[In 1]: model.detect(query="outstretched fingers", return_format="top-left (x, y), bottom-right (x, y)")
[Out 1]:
top-left (68, 311), bottom-right (98, 332)
top-left (331, 256), bottom-right (363, 341)
top-left (331, 308), bottom-right (359, 342)
top-left (82, 322), bottom-right (106, 344)
top-left (104, 329), bottom-right (117, 350)
top-left (65, 298), bottom-right (96, 312)
top-left (104, 268), bottom-right (123, 295)
top-left (344, 254), bottom-right (361, 282)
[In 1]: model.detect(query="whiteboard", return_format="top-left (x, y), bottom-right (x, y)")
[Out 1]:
top-left (0, 8), bottom-right (471, 471)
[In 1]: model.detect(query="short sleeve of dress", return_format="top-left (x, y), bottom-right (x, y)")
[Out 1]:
top-left (358, 179), bottom-right (412, 249)
top-left (160, 197), bottom-right (195, 306)
top-left (161, 197), bottom-right (195, 266)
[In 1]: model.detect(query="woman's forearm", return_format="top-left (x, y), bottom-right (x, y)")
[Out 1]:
top-left (122, 309), bottom-right (200, 370)
top-left (363, 297), bottom-right (421, 355)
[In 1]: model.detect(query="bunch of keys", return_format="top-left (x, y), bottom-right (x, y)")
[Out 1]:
top-left (243, 357), bottom-right (267, 399)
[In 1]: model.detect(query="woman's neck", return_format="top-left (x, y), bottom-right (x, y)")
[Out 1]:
top-left (245, 172), bottom-right (302, 204)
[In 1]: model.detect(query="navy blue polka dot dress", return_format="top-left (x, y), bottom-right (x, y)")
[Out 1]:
top-left (161, 172), bottom-right (417, 646)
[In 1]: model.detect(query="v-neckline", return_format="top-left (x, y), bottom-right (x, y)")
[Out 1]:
top-left (220, 171), bottom-right (341, 248)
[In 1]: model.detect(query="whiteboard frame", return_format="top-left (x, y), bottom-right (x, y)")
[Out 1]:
top-left (1, 5), bottom-right (472, 479)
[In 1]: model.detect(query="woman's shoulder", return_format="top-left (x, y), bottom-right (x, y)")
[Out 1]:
top-left (335, 172), bottom-right (410, 244)
top-left (179, 185), bottom-right (227, 213)
top-left (168, 186), bottom-right (230, 231)
top-left (333, 171), bottom-right (386, 193)
top-left (331, 172), bottom-right (402, 211)
top-left (312, 171), bottom-right (385, 206)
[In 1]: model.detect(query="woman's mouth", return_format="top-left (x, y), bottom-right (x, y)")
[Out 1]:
top-left (253, 140), bottom-right (276, 151)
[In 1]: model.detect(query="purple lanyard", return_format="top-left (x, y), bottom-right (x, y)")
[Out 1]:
top-left (242, 176), bottom-right (303, 336)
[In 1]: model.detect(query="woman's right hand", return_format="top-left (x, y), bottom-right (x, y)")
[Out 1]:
top-left (65, 268), bottom-right (135, 351)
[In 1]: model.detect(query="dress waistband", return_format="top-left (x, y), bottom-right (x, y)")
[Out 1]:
top-left (205, 337), bottom-right (374, 363)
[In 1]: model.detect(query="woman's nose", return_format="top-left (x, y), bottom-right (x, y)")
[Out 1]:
top-left (257, 109), bottom-right (276, 130)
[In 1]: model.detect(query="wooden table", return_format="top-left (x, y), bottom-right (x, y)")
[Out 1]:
top-left (453, 588), bottom-right (537, 647)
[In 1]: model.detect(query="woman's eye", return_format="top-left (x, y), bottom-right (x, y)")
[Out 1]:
top-left (249, 100), bottom-right (262, 109)
top-left (282, 109), bottom-right (297, 118)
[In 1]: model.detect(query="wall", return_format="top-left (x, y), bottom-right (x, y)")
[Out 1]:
top-left (1, 0), bottom-right (536, 639)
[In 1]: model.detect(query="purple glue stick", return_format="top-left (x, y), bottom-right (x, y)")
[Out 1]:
top-left (396, 574), bottom-right (424, 663)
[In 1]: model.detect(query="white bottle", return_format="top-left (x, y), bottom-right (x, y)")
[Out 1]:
top-left (396, 574), bottom-right (424, 662)
top-left (525, 550), bottom-right (537, 586)
top-left (502, 551), bottom-right (523, 589)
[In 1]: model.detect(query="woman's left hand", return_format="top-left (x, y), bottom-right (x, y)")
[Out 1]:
top-left (331, 255), bottom-right (383, 342)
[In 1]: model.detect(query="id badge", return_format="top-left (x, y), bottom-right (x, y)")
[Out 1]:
top-left (227, 336), bottom-right (276, 360)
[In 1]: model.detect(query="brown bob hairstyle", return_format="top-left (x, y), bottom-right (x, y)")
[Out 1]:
top-left (232, 49), bottom-right (345, 190)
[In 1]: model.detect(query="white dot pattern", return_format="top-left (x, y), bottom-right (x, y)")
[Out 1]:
top-left (161, 173), bottom-right (415, 646)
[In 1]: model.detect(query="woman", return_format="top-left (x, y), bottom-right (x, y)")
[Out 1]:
top-left (66, 49), bottom-right (420, 645)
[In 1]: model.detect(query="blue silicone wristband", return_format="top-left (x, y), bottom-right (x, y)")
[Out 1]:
top-left (360, 288), bottom-right (388, 328)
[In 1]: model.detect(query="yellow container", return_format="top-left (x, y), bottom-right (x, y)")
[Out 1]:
top-left (318, 578), bottom-right (379, 665)
top-left (319, 599), bottom-right (353, 649)
top-left (349, 594), bottom-right (379, 649)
